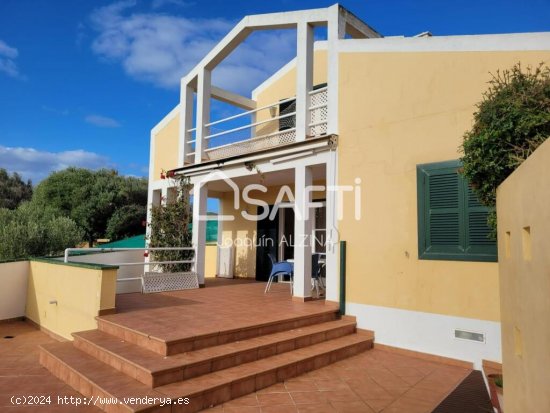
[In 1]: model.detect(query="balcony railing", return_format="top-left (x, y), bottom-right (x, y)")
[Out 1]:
top-left (185, 87), bottom-right (328, 163)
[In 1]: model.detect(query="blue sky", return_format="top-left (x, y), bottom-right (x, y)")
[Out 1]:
top-left (0, 0), bottom-right (549, 183)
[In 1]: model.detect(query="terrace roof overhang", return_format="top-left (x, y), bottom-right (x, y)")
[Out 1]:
top-left (170, 134), bottom-right (337, 178)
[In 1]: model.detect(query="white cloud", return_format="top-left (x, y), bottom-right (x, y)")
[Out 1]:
top-left (151, 0), bottom-right (188, 9)
top-left (0, 39), bottom-right (22, 78)
top-left (89, 1), bottom-right (296, 93)
top-left (85, 114), bottom-right (121, 128)
top-left (0, 146), bottom-right (112, 183)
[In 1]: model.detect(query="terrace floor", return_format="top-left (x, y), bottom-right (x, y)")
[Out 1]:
top-left (102, 278), bottom-right (336, 344)
top-left (0, 279), bottom-right (491, 412)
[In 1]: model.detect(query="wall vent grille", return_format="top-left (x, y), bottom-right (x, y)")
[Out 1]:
top-left (454, 329), bottom-right (485, 343)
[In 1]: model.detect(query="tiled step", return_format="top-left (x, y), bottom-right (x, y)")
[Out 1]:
top-left (39, 343), bottom-right (166, 413)
top-left (73, 318), bottom-right (357, 387)
top-left (97, 309), bottom-right (338, 356)
top-left (40, 331), bottom-right (374, 413)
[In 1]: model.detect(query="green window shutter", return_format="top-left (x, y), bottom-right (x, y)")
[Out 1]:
top-left (463, 182), bottom-right (497, 257)
top-left (417, 160), bottom-right (497, 262)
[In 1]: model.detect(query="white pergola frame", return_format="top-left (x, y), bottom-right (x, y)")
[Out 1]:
top-left (177, 4), bottom-right (380, 167)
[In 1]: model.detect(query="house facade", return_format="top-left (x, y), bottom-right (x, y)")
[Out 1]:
top-left (147, 4), bottom-right (550, 368)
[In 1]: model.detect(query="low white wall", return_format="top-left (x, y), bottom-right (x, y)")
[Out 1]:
top-left (58, 251), bottom-right (144, 294)
top-left (0, 260), bottom-right (30, 320)
top-left (347, 302), bottom-right (501, 369)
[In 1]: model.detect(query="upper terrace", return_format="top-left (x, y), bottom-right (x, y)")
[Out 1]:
top-left (168, 4), bottom-right (380, 168)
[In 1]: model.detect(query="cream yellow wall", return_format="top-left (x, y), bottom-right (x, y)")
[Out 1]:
top-left (221, 190), bottom-right (257, 278)
top-left (497, 138), bottom-right (550, 413)
top-left (205, 244), bottom-right (218, 278)
top-left (220, 182), bottom-right (326, 278)
top-left (338, 50), bottom-right (550, 322)
top-left (26, 260), bottom-right (117, 340)
top-left (153, 115), bottom-right (180, 183)
top-left (254, 50), bottom-right (327, 137)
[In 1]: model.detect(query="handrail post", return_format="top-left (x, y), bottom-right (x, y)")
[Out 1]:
top-left (339, 241), bottom-right (346, 316)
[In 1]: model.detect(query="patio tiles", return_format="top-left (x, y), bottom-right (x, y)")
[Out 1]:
top-left (2, 279), bottom-right (473, 413)
top-left (101, 279), bottom-right (339, 346)
top-left (0, 321), bottom-right (101, 412)
top-left (204, 346), bottom-right (472, 412)
top-left (1, 322), bottom-right (471, 413)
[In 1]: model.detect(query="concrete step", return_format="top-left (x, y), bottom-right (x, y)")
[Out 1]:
top-left (40, 331), bottom-right (374, 413)
top-left (73, 318), bottom-right (357, 387)
top-left (97, 309), bottom-right (339, 356)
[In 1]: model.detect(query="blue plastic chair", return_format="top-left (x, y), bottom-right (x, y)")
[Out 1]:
top-left (264, 253), bottom-right (294, 293)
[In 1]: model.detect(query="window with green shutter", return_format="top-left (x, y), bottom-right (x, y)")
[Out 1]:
top-left (417, 160), bottom-right (497, 262)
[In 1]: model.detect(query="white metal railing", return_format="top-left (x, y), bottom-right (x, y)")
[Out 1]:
top-left (183, 88), bottom-right (328, 163)
top-left (63, 247), bottom-right (195, 283)
top-left (309, 87), bottom-right (328, 137)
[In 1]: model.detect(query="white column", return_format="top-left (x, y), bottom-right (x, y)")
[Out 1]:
top-left (293, 164), bottom-right (313, 299)
top-left (178, 80), bottom-right (194, 167)
top-left (195, 68), bottom-right (211, 164)
top-left (325, 150), bottom-right (339, 302)
top-left (192, 182), bottom-right (208, 286)
top-left (145, 188), bottom-right (162, 272)
top-left (161, 186), bottom-right (168, 205)
top-left (146, 131), bottom-right (157, 247)
top-left (295, 21), bottom-right (314, 141)
top-left (327, 5), bottom-right (345, 135)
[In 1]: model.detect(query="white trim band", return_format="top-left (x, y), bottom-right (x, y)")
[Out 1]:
top-left (346, 301), bottom-right (502, 369)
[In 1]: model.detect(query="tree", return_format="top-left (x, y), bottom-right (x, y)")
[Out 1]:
top-left (461, 63), bottom-right (550, 233)
top-left (106, 204), bottom-right (146, 241)
top-left (0, 202), bottom-right (82, 260)
top-left (33, 168), bottom-right (148, 246)
top-left (0, 169), bottom-right (32, 209)
top-left (148, 176), bottom-right (193, 272)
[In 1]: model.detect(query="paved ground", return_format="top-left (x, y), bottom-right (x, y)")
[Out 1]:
top-left (202, 344), bottom-right (471, 413)
top-left (0, 321), bottom-right (100, 412)
top-left (0, 320), bottom-right (470, 412)
top-left (103, 279), bottom-right (336, 343)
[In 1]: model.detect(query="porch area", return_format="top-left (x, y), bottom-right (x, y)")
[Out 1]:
top-left (172, 139), bottom-right (340, 303)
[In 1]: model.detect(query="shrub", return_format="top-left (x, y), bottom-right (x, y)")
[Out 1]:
top-left (147, 176), bottom-right (193, 273)
top-left (106, 204), bottom-right (146, 241)
top-left (461, 63), bottom-right (550, 233)
top-left (0, 202), bottom-right (83, 260)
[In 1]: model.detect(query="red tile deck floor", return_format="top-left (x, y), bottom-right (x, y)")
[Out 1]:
top-left (202, 348), bottom-right (472, 413)
top-left (104, 279), bottom-right (336, 344)
top-left (1, 279), bottom-right (472, 412)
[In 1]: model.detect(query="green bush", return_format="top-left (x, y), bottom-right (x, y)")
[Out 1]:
top-left (0, 202), bottom-right (83, 260)
top-left (147, 177), bottom-right (193, 273)
top-left (461, 63), bottom-right (550, 233)
top-left (33, 168), bottom-right (147, 246)
top-left (106, 204), bottom-right (146, 241)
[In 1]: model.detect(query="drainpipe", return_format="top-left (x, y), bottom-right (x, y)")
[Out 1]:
top-left (339, 241), bottom-right (346, 316)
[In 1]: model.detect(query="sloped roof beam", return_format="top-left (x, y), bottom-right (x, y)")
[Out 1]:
top-left (182, 6), bottom-right (331, 80)
top-left (210, 86), bottom-right (256, 111)
top-left (341, 7), bottom-right (382, 39)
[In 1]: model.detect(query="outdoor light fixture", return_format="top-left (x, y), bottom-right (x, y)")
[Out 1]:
top-left (269, 105), bottom-right (277, 117)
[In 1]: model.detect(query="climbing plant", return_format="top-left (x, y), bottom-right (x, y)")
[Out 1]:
top-left (147, 175), bottom-right (193, 272)
top-left (461, 63), bottom-right (550, 235)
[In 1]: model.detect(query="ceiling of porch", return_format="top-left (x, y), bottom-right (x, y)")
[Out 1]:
top-left (204, 163), bottom-right (326, 192)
